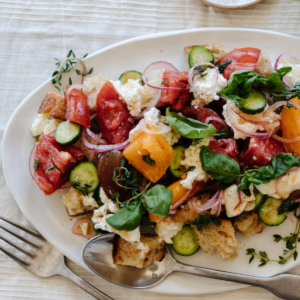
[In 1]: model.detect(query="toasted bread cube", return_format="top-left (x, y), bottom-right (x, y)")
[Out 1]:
top-left (38, 91), bottom-right (67, 120)
top-left (113, 234), bottom-right (166, 269)
top-left (234, 212), bottom-right (265, 238)
top-left (192, 219), bottom-right (240, 261)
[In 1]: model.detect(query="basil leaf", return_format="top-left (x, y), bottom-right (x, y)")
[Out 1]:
top-left (144, 184), bottom-right (173, 217)
top-left (216, 60), bottom-right (231, 74)
top-left (106, 200), bottom-right (142, 231)
top-left (142, 155), bottom-right (155, 166)
top-left (238, 153), bottom-right (300, 190)
top-left (166, 108), bottom-right (216, 139)
top-left (140, 215), bottom-right (156, 228)
top-left (219, 68), bottom-right (292, 101)
top-left (200, 146), bottom-right (241, 183)
top-left (278, 199), bottom-right (298, 215)
top-left (191, 215), bottom-right (221, 231)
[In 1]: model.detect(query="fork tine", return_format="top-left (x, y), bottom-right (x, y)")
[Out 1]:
top-left (0, 245), bottom-right (31, 266)
top-left (0, 215), bottom-right (44, 239)
top-left (0, 224), bottom-right (43, 249)
top-left (0, 234), bottom-right (38, 257)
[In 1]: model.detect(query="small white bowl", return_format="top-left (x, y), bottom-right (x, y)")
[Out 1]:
top-left (199, 0), bottom-right (264, 10)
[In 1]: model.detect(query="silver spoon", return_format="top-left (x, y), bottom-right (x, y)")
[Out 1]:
top-left (82, 233), bottom-right (300, 299)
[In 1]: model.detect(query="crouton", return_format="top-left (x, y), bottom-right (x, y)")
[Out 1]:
top-left (192, 219), bottom-right (240, 261)
top-left (234, 212), bottom-right (265, 238)
top-left (184, 44), bottom-right (228, 63)
top-left (63, 187), bottom-right (99, 216)
top-left (113, 234), bottom-right (166, 269)
top-left (38, 91), bottom-right (67, 120)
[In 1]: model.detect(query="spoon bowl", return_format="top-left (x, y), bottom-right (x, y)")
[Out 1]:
top-left (82, 233), bottom-right (176, 288)
top-left (82, 233), bottom-right (300, 300)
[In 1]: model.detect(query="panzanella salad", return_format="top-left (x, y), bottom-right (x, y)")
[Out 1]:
top-left (30, 46), bottom-right (300, 268)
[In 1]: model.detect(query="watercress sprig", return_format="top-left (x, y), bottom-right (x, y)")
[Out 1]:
top-left (52, 49), bottom-right (93, 91)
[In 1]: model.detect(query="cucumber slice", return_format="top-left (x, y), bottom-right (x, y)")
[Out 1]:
top-left (70, 162), bottom-right (100, 194)
top-left (234, 90), bottom-right (266, 115)
top-left (55, 121), bottom-right (81, 146)
top-left (172, 226), bottom-right (200, 256)
top-left (258, 197), bottom-right (287, 226)
top-left (119, 70), bottom-right (143, 85)
top-left (253, 188), bottom-right (267, 212)
top-left (168, 145), bottom-right (187, 179)
top-left (188, 46), bottom-right (214, 67)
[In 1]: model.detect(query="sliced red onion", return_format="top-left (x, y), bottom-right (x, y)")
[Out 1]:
top-left (86, 128), bottom-right (102, 143)
top-left (82, 128), bottom-right (129, 152)
top-left (135, 89), bottom-right (162, 120)
top-left (191, 190), bottom-right (220, 213)
top-left (263, 101), bottom-right (300, 143)
top-left (188, 62), bottom-right (218, 94)
top-left (274, 53), bottom-right (300, 88)
top-left (226, 102), bottom-right (271, 138)
top-left (29, 143), bottom-right (37, 180)
top-left (71, 217), bottom-right (96, 240)
top-left (231, 104), bottom-right (275, 126)
top-left (288, 212), bottom-right (297, 225)
top-left (87, 89), bottom-right (100, 104)
top-left (170, 186), bottom-right (194, 211)
top-left (169, 210), bottom-right (177, 215)
top-left (215, 190), bottom-right (223, 217)
top-left (204, 116), bottom-right (229, 136)
top-left (275, 167), bottom-right (300, 199)
top-left (139, 118), bottom-right (171, 135)
top-left (142, 61), bottom-right (181, 91)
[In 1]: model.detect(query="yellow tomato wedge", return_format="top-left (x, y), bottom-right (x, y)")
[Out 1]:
top-left (122, 132), bottom-right (174, 183)
top-left (281, 97), bottom-right (300, 156)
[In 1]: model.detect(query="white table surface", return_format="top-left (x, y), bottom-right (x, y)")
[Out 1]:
top-left (1, 0), bottom-right (300, 299)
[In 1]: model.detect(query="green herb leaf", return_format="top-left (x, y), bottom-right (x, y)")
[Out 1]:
top-left (246, 248), bottom-right (256, 255)
top-left (46, 165), bottom-right (56, 172)
top-left (185, 166), bottom-right (196, 172)
top-left (161, 80), bottom-right (167, 84)
top-left (75, 69), bottom-right (82, 75)
top-left (144, 185), bottom-right (173, 217)
top-left (82, 53), bottom-right (88, 58)
top-left (238, 153), bottom-right (300, 190)
top-left (142, 155), bottom-right (156, 167)
top-left (259, 251), bottom-right (268, 259)
top-left (106, 200), bottom-right (142, 231)
top-left (294, 251), bottom-right (298, 261)
top-left (278, 259), bottom-right (287, 265)
top-left (278, 199), bottom-right (297, 215)
top-left (286, 102), bottom-right (294, 109)
top-left (166, 108), bottom-right (216, 139)
top-left (274, 234), bottom-right (282, 242)
top-left (200, 146), bottom-right (240, 183)
top-left (67, 50), bottom-right (73, 58)
top-left (87, 68), bottom-right (93, 75)
top-left (216, 60), bottom-right (231, 74)
top-left (69, 77), bottom-right (72, 85)
top-left (33, 159), bottom-right (40, 171)
top-left (191, 215), bottom-right (221, 231)
top-left (249, 255), bottom-right (255, 264)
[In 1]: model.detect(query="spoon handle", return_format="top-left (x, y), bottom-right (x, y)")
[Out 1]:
top-left (174, 262), bottom-right (300, 300)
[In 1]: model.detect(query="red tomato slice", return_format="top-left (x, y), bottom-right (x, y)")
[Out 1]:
top-left (34, 135), bottom-right (84, 195)
top-left (96, 81), bottom-right (134, 144)
top-left (209, 138), bottom-right (239, 162)
top-left (65, 87), bottom-right (91, 128)
top-left (239, 137), bottom-right (286, 168)
top-left (216, 47), bottom-right (261, 80)
top-left (182, 106), bottom-right (224, 132)
top-left (159, 71), bottom-right (191, 110)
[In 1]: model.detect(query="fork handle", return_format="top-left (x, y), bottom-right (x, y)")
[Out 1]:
top-left (59, 264), bottom-right (114, 300)
top-left (174, 262), bottom-right (300, 300)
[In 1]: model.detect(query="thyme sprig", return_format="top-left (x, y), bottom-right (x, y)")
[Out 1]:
top-left (247, 218), bottom-right (300, 266)
top-left (51, 50), bottom-right (93, 91)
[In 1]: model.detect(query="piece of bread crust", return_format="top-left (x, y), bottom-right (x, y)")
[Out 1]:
top-left (38, 91), bottom-right (67, 120)
top-left (192, 219), bottom-right (240, 261)
top-left (234, 212), bottom-right (265, 238)
top-left (113, 234), bottom-right (166, 269)
top-left (184, 44), bottom-right (228, 63)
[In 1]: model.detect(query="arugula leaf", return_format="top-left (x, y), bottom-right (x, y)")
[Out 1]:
top-left (238, 153), bottom-right (300, 190)
top-left (142, 155), bottom-right (155, 166)
top-left (216, 60), bottom-right (231, 74)
top-left (200, 146), bottom-right (240, 183)
top-left (144, 185), bottom-right (173, 217)
top-left (191, 215), bottom-right (221, 231)
top-left (166, 108), bottom-right (216, 139)
top-left (106, 200), bottom-right (142, 231)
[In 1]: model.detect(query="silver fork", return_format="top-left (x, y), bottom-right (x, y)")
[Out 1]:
top-left (0, 215), bottom-right (113, 300)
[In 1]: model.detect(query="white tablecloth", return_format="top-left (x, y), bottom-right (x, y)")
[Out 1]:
top-left (1, 0), bottom-right (300, 299)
